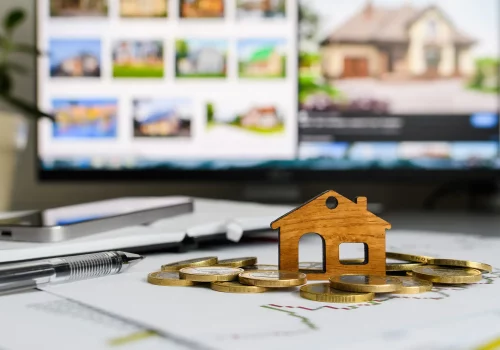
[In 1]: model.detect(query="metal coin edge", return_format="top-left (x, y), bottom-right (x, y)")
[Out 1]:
top-left (386, 252), bottom-right (433, 264)
top-left (147, 272), bottom-right (197, 286)
top-left (429, 258), bottom-right (492, 273)
top-left (412, 266), bottom-right (482, 284)
top-left (329, 275), bottom-right (403, 293)
top-left (161, 256), bottom-right (218, 271)
top-left (211, 281), bottom-right (268, 293)
top-left (239, 271), bottom-right (307, 288)
top-left (179, 267), bottom-right (244, 282)
top-left (300, 283), bottom-right (374, 303)
top-left (391, 277), bottom-right (433, 294)
top-left (217, 257), bottom-right (258, 268)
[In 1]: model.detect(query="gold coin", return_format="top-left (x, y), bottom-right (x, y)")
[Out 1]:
top-left (161, 256), bottom-right (218, 271)
top-left (412, 265), bottom-right (482, 284)
top-left (242, 264), bottom-right (278, 271)
top-left (179, 266), bottom-right (243, 282)
top-left (300, 283), bottom-right (374, 303)
top-left (217, 257), bottom-right (257, 268)
top-left (239, 271), bottom-right (307, 288)
top-left (211, 281), bottom-right (268, 293)
top-left (386, 252), bottom-right (433, 264)
top-left (429, 258), bottom-right (492, 273)
top-left (329, 275), bottom-right (402, 293)
top-left (392, 276), bottom-right (433, 294)
top-left (386, 262), bottom-right (423, 272)
top-left (147, 271), bottom-right (197, 286)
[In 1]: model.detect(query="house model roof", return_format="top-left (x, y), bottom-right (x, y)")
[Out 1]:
top-left (321, 4), bottom-right (476, 46)
top-left (270, 190), bottom-right (391, 229)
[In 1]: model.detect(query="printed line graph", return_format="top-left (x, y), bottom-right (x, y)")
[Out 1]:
top-left (217, 270), bottom-right (500, 341)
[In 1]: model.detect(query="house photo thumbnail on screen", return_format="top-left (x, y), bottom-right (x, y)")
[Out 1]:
top-left (49, 39), bottom-right (101, 77)
top-left (238, 38), bottom-right (287, 79)
top-left (236, 0), bottom-right (286, 19)
top-left (120, 0), bottom-right (168, 17)
top-left (112, 40), bottom-right (164, 78)
top-left (206, 101), bottom-right (285, 135)
top-left (52, 98), bottom-right (118, 138)
top-left (176, 39), bottom-right (227, 78)
top-left (299, 0), bottom-right (499, 115)
top-left (50, 0), bottom-right (108, 17)
top-left (180, 0), bottom-right (224, 18)
top-left (133, 98), bottom-right (192, 138)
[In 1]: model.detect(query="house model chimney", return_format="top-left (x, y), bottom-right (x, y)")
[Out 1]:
top-left (356, 196), bottom-right (367, 209)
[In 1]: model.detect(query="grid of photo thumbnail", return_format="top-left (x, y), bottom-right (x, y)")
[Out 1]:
top-left (49, 0), bottom-right (287, 18)
top-left (44, 0), bottom-right (293, 145)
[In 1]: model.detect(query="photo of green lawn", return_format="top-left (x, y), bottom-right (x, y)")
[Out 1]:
top-left (112, 40), bottom-right (164, 78)
top-left (238, 38), bottom-right (286, 78)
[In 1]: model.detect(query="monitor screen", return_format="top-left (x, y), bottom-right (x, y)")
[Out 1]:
top-left (37, 0), bottom-right (500, 176)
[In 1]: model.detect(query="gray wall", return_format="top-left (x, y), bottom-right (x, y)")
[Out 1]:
top-left (0, 0), bottom-right (441, 211)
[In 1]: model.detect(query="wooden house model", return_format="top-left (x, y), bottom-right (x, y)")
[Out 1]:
top-left (270, 190), bottom-right (391, 280)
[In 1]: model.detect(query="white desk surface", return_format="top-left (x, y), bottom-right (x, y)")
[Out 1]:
top-left (0, 225), bottom-right (498, 350)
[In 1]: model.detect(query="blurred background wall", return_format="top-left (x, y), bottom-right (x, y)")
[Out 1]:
top-left (0, 0), bottom-right (449, 211)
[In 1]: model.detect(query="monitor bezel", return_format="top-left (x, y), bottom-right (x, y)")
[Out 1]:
top-left (35, 0), bottom-right (499, 184)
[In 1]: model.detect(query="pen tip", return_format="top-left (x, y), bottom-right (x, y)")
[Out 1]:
top-left (119, 252), bottom-right (144, 267)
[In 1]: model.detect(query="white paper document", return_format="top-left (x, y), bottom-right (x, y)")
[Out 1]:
top-left (0, 198), bottom-right (292, 263)
top-left (0, 291), bottom-right (199, 350)
top-left (41, 230), bottom-right (500, 350)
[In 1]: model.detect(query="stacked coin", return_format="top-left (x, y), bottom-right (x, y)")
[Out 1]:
top-left (147, 253), bottom-right (492, 302)
top-left (148, 256), bottom-right (306, 293)
top-left (387, 252), bottom-right (491, 284)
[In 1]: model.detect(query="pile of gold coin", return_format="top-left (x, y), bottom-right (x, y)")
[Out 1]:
top-left (301, 252), bottom-right (491, 303)
top-left (148, 256), bottom-right (306, 293)
top-left (147, 253), bottom-right (492, 303)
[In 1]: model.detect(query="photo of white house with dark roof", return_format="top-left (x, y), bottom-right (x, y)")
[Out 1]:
top-left (176, 39), bottom-right (227, 78)
top-left (133, 98), bottom-right (192, 138)
top-left (49, 39), bottom-right (101, 77)
top-left (299, 0), bottom-right (499, 115)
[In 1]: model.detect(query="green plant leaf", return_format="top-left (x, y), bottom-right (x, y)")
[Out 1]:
top-left (13, 43), bottom-right (42, 55)
top-left (3, 62), bottom-right (29, 74)
top-left (3, 8), bottom-right (26, 31)
top-left (0, 93), bottom-right (55, 121)
top-left (0, 69), bottom-right (12, 94)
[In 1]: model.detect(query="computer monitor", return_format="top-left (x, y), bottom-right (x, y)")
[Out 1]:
top-left (36, 0), bottom-right (500, 182)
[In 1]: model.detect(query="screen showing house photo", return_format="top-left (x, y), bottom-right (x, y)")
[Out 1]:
top-left (297, 0), bottom-right (500, 170)
top-left (37, 0), bottom-right (499, 173)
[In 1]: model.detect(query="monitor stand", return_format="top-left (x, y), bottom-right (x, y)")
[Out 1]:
top-left (242, 183), bottom-right (302, 205)
top-left (423, 178), bottom-right (500, 212)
